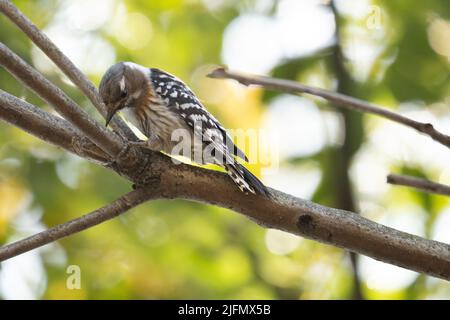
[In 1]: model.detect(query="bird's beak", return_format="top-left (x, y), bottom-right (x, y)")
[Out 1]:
top-left (105, 107), bottom-right (118, 127)
top-left (105, 110), bottom-right (115, 127)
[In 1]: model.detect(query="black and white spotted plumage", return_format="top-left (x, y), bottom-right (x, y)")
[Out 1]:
top-left (99, 62), bottom-right (268, 196)
top-left (150, 68), bottom-right (249, 162)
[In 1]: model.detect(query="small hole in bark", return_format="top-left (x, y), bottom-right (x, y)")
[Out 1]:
top-left (297, 214), bottom-right (314, 230)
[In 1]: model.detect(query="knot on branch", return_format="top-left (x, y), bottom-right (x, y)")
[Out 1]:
top-left (296, 214), bottom-right (333, 242)
top-left (71, 136), bottom-right (108, 164)
top-left (297, 214), bottom-right (315, 232)
top-left (419, 123), bottom-right (434, 133)
top-left (129, 150), bottom-right (161, 188)
top-left (107, 144), bottom-right (164, 191)
top-left (106, 142), bottom-right (145, 172)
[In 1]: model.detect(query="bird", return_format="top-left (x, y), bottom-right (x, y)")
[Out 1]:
top-left (99, 62), bottom-right (268, 196)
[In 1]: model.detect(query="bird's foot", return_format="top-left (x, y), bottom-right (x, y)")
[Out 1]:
top-left (105, 139), bottom-right (150, 168)
top-left (128, 140), bottom-right (150, 149)
top-left (105, 142), bottom-right (131, 168)
top-left (128, 135), bottom-right (162, 151)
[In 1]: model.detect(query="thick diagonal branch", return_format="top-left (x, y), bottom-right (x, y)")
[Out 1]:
top-left (0, 90), bottom-right (108, 163)
top-left (0, 0), bottom-right (136, 141)
top-left (387, 174), bottom-right (450, 197)
top-left (0, 188), bottom-right (155, 261)
top-left (2, 152), bottom-right (450, 280)
top-left (0, 93), bottom-right (449, 279)
top-left (0, 42), bottom-right (124, 158)
top-left (209, 67), bottom-right (450, 149)
top-left (153, 161), bottom-right (450, 280)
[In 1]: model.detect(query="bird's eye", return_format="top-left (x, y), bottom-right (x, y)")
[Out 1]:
top-left (121, 90), bottom-right (128, 98)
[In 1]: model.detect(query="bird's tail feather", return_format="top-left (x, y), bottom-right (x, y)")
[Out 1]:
top-left (224, 163), bottom-right (269, 196)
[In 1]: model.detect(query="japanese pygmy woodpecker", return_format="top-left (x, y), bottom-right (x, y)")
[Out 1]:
top-left (99, 62), bottom-right (268, 196)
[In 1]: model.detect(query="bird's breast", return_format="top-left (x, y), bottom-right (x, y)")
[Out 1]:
top-left (122, 100), bottom-right (187, 151)
top-left (121, 106), bottom-right (145, 134)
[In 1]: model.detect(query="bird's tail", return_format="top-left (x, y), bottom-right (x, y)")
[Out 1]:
top-left (224, 163), bottom-right (269, 196)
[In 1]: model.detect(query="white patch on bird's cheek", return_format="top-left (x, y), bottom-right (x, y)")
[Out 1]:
top-left (119, 76), bottom-right (126, 92)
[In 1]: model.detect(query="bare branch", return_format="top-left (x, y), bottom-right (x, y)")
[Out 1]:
top-left (0, 90), bottom-right (108, 163)
top-left (387, 174), bottom-right (450, 197)
top-left (3, 152), bottom-right (450, 279)
top-left (0, 188), bottom-right (156, 262)
top-left (208, 67), bottom-right (450, 150)
top-left (149, 161), bottom-right (450, 280)
top-left (0, 189), bottom-right (154, 262)
top-left (0, 42), bottom-right (124, 158)
top-left (0, 0), bottom-right (136, 141)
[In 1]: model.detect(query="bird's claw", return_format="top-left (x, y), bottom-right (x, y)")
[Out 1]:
top-left (128, 136), bottom-right (162, 152)
top-left (128, 140), bottom-right (150, 149)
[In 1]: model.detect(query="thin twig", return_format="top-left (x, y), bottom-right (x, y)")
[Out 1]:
top-left (0, 0), bottom-right (137, 141)
top-left (0, 90), bottom-right (108, 163)
top-left (0, 42), bottom-right (124, 158)
top-left (208, 67), bottom-right (450, 150)
top-left (387, 174), bottom-right (450, 197)
top-left (0, 188), bottom-right (156, 262)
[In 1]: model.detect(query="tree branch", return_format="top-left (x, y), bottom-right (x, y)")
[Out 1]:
top-left (130, 159), bottom-right (450, 281)
top-left (0, 42), bottom-right (124, 159)
top-left (0, 90), bottom-right (108, 163)
top-left (387, 174), bottom-right (450, 197)
top-left (2, 152), bottom-right (450, 280)
top-left (0, 0), bottom-right (136, 141)
top-left (0, 188), bottom-right (156, 262)
top-left (208, 67), bottom-right (450, 150)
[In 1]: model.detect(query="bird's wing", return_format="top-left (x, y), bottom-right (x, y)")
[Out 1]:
top-left (150, 68), bottom-right (248, 162)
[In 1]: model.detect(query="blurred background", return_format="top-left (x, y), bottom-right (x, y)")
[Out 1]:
top-left (0, 0), bottom-right (450, 299)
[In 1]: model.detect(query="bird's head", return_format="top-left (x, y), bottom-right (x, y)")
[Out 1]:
top-left (99, 62), bottom-right (149, 126)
